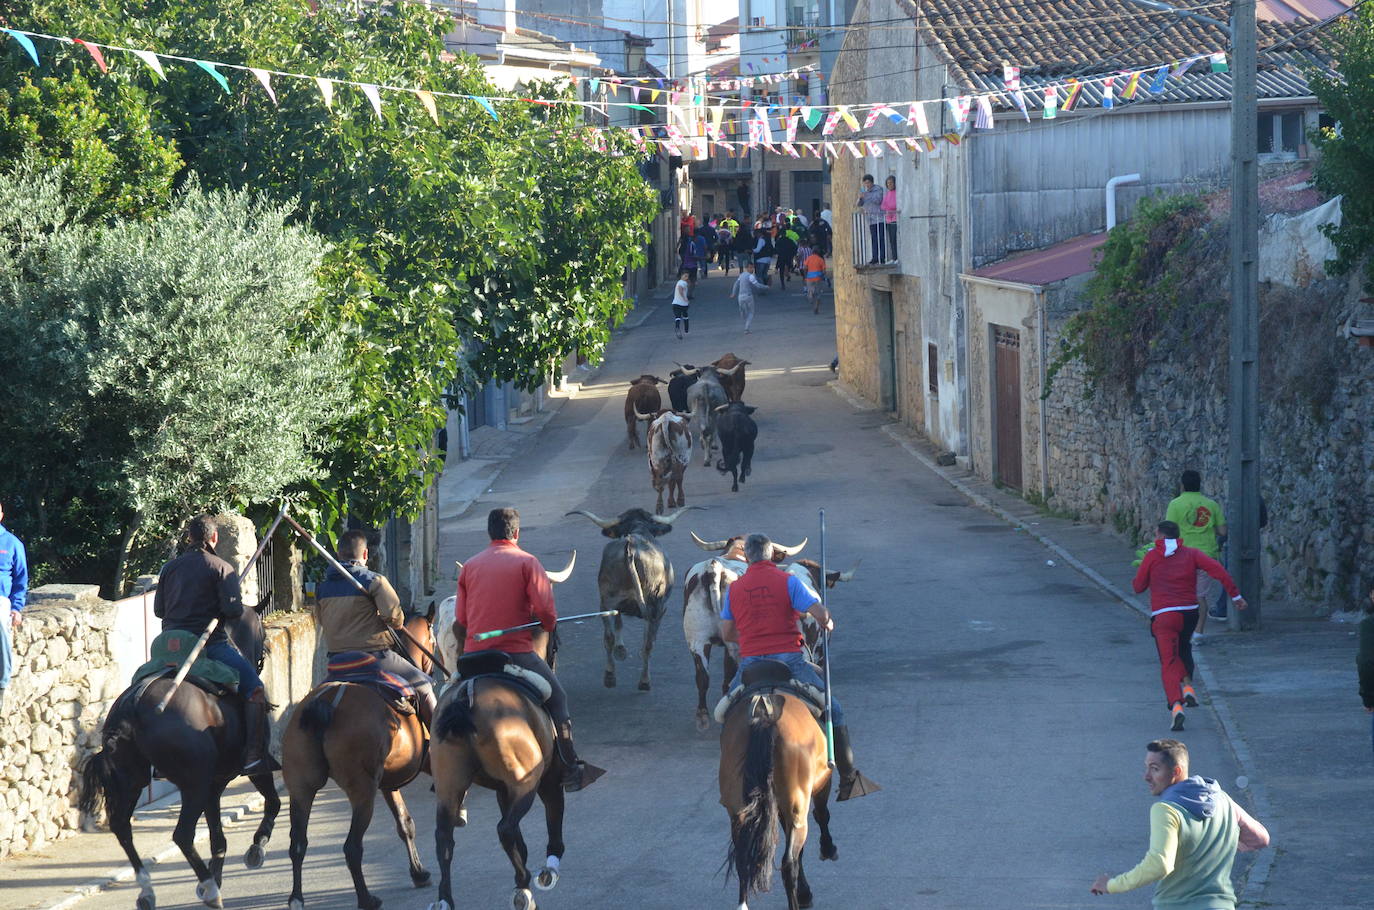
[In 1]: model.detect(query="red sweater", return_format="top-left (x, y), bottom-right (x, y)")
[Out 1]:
top-left (1132, 539), bottom-right (1240, 615)
top-left (456, 540), bottom-right (556, 653)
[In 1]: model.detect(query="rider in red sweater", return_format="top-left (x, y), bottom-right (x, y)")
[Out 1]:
top-left (1133, 520), bottom-right (1247, 731)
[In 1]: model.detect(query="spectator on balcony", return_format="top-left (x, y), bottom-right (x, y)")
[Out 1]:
top-left (857, 174), bottom-right (885, 264)
top-left (882, 175), bottom-right (899, 262)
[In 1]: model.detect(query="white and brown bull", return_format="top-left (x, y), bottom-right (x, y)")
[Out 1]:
top-left (711, 352), bottom-right (750, 402)
top-left (624, 375), bottom-right (667, 449)
top-left (678, 530), bottom-right (857, 731)
top-left (566, 505), bottom-right (698, 691)
top-left (637, 408), bottom-right (692, 514)
top-left (686, 362), bottom-right (744, 467)
top-left (434, 552), bottom-right (578, 671)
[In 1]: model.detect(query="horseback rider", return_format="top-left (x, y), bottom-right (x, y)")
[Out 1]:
top-left (153, 515), bottom-right (274, 774)
top-left (720, 532), bottom-right (877, 800)
top-left (314, 530), bottom-right (437, 729)
top-left (453, 507), bottom-right (602, 792)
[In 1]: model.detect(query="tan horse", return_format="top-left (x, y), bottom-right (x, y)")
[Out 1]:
top-left (720, 691), bottom-right (838, 910)
top-left (428, 631), bottom-right (566, 910)
top-left (284, 610), bottom-right (439, 910)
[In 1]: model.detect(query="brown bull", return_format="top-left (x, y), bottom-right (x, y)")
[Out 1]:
top-left (711, 353), bottom-right (751, 402)
top-left (624, 375), bottom-right (666, 449)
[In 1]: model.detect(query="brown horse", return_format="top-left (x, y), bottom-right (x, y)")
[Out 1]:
top-left (284, 608), bottom-right (439, 910)
top-left (720, 691), bottom-right (838, 910)
top-left (428, 631), bottom-right (565, 910)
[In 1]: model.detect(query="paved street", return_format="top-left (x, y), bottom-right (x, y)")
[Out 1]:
top-left (25, 271), bottom-right (1256, 910)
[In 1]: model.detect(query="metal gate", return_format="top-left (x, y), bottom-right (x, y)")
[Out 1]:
top-left (993, 327), bottom-right (1023, 490)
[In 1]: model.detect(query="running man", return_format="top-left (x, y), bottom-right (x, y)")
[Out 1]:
top-left (803, 248), bottom-right (827, 313)
top-left (1090, 739), bottom-right (1269, 907)
top-left (1165, 470), bottom-right (1228, 631)
top-left (729, 261), bottom-right (769, 333)
top-left (672, 269), bottom-right (691, 339)
top-left (1133, 520), bottom-right (1246, 730)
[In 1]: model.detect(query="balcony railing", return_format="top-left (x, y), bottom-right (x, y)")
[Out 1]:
top-left (851, 211), bottom-right (899, 269)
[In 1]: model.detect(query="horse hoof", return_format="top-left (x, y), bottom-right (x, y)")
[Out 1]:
top-left (603, 672), bottom-right (616, 688)
top-left (637, 680), bottom-right (651, 692)
top-left (613, 644), bottom-right (628, 661)
top-left (195, 879), bottom-right (222, 909)
top-left (426, 903), bottom-right (452, 910)
top-left (288, 899), bottom-right (304, 910)
top-left (137, 896), bottom-right (156, 910)
top-left (454, 806), bottom-right (468, 828)
top-left (360, 895), bottom-right (383, 910)
top-left (536, 856), bottom-right (560, 891)
top-left (511, 888), bottom-right (535, 910)
top-left (798, 893), bottom-right (814, 909)
top-left (694, 710), bottom-right (710, 732)
top-left (411, 869), bottom-right (432, 888)
top-left (820, 843), bottom-right (838, 861)
top-left (244, 843), bottom-right (265, 869)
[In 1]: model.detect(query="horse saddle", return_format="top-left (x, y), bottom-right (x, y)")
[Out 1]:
top-left (443, 650), bottom-right (553, 707)
top-left (130, 630), bottom-right (240, 694)
top-left (323, 651), bottom-right (416, 713)
top-left (713, 658), bottom-right (827, 724)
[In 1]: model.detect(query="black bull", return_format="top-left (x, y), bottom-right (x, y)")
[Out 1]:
top-left (713, 401), bottom-right (757, 492)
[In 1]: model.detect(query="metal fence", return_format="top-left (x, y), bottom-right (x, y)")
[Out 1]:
top-left (850, 211), bottom-right (899, 268)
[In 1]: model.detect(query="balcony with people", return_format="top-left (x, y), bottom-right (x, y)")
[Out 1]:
top-left (851, 173), bottom-right (899, 270)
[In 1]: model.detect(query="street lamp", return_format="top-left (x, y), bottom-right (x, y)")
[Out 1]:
top-left (1124, 0), bottom-right (1261, 629)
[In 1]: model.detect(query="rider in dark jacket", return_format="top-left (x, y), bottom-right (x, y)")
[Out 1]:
top-left (154, 515), bottom-right (273, 774)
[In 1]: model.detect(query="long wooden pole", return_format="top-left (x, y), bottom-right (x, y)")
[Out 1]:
top-left (820, 508), bottom-right (835, 768)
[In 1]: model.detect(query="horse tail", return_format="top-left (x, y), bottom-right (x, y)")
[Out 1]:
top-left (297, 690), bottom-right (336, 741)
top-left (79, 709), bottom-right (137, 819)
top-left (726, 698), bottom-right (781, 897)
top-left (434, 688), bottom-right (477, 741)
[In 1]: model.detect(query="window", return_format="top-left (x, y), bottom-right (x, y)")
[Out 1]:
top-left (1257, 110), bottom-right (1306, 158)
top-left (749, 16), bottom-right (767, 26)
top-left (927, 344), bottom-right (939, 397)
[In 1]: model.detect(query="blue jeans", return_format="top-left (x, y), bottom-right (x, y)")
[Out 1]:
top-left (729, 651), bottom-right (843, 725)
top-left (205, 640), bottom-right (264, 697)
top-left (0, 614), bottom-right (13, 697)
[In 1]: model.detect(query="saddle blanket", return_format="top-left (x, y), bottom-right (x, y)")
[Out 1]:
top-left (713, 678), bottom-right (827, 725)
top-left (324, 651), bottom-right (415, 699)
top-left (131, 630), bottom-right (239, 690)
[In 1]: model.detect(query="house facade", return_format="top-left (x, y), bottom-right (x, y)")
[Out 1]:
top-left (830, 0), bottom-right (1341, 476)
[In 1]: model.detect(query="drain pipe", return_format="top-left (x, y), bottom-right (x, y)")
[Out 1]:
top-left (1036, 287), bottom-right (1050, 499)
top-left (1105, 173), bottom-right (1141, 230)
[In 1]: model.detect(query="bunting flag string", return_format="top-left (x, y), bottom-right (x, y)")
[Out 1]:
top-left (315, 77), bottom-right (334, 111)
top-left (415, 89), bottom-right (439, 125)
top-left (73, 38), bottom-right (107, 73)
top-left (194, 60), bottom-right (230, 94)
top-left (2, 28), bottom-right (41, 67)
top-left (359, 83), bottom-right (383, 120)
top-left (250, 68), bottom-right (277, 106)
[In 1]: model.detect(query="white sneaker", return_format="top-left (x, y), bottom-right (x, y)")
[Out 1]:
top-left (1191, 632), bottom-right (1205, 647)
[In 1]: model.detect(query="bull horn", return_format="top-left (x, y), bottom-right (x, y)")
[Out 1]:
top-left (772, 537), bottom-right (808, 557)
top-left (545, 551), bottom-right (576, 583)
top-left (565, 509), bottom-right (617, 530)
top-left (651, 376), bottom-right (668, 384)
top-left (827, 559), bottom-right (863, 585)
top-left (635, 406), bottom-right (656, 420)
top-left (716, 362), bottom-right (745, 377)
top-left (659, 505), bottom-right (704, 525)
top-left (712, 403), bottom-right (730, 413)
top-left (691, 530), bottom-right (731, 551)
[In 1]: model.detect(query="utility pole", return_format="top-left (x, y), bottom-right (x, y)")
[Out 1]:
top-left (1228, 0), bottom-right (1262, 629)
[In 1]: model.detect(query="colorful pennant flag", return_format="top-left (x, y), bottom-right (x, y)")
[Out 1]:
top-left (1, 29), bottom-right (40, 67)
top-left (315, 77), bottom-right (335, 110)
top-left (1062, 79), bottom-right (1083, 111)
top-left (837, 106), bottom-right (859, 132)
top-left (867, 140), bottom-right (884, 157)
top-left (1121, 71), bottom-right (1141, 100)
top-left (475, 96), bottom-right (498, 121)
top-left (1043, 87), bottom-right (1058, 119)
top-left (822, 110), bottom-right (842, 135)
top-left (73, 38), bottom-right (107, 73)
top-left (1148, 65), bottom-right (1170, 94)
top-left (786, 114), bottom-right (799, 143)
top-left (909, 102), bottom-right (929, 135)
top-left (1102, 76), bottom-right (1115, 109)
top-left (250, 68), bottom-right (277, 106)
top-left (359, 83), bottom-right (383, 119)
top-left (947, 96), bottom-right (971, 128)
top-left (863, 107), bottom-right (883, 129)
top-left (132, 49), bottom-right (165, 81)
top-left (414, 89), bottom-right (439, 125)
top-left (943, 132), bottom-right (961, 146)
top-left (974, 96), bottom-right (994, 129)
top-left (1210, 52), bottom-right (1228, 73)
top-left (804, 107), bottom-right (824, 130)
top-left (194, 60), bottom-right (230, 94)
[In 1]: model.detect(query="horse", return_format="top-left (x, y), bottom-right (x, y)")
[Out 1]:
top-left (283, 606), bottom-right (440, 910)
top-left (427, 630), bottom-right (566, 910)
top-left (79, 602), bottom-right (279, 910)
top-left (720, 688), bottom-right (838, 910)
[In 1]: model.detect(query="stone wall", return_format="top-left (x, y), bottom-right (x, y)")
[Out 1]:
top-left (1039, 273), bottom-right (1374, 612)
top-left (0, 590), bottom-right (324, 861)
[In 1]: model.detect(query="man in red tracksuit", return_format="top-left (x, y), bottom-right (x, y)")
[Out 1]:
top-left (454, 507), bottom-right (602, 791)
top-left (1133, 520), bottom-right (1247, 731)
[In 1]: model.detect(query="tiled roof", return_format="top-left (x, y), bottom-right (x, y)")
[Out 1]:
top-left (967, 232), bottom-right (1108, 285)
top-left (898, 0), bottom-right (1345, 98)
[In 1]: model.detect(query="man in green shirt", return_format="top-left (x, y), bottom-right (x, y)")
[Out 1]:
top-left (1166, 471), bottom-right (1228, 627)
top-left (1090, 739), bottom-right (1269, 909)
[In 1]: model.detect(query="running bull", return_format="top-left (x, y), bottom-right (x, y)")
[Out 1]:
top-left (712, 401), bottom-right (756, 492)
top-left (624, 375), bottom-right (666, 449)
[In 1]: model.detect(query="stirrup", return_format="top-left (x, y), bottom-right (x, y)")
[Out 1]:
top-left (836, 770), bottom-right (881, 801)
top-left (561, 761), bottom-right (606, 793)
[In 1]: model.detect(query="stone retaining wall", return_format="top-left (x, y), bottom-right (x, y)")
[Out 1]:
top-left (0, 587), bottom-right (322, 860)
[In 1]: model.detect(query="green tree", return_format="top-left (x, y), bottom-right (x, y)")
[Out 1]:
top-left (0, 169), bottom-right (352, 591)
top-left (1310, 3), bottom-right (1374, 289)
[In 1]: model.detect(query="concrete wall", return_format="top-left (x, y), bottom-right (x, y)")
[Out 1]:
top-left (964, 278), bottom-right (1043, 494)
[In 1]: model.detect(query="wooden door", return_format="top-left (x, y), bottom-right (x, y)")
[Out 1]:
top-left (993, 327), bottom-right (1023, 490)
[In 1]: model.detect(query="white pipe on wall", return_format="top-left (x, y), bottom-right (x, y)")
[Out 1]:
top-left (1105, 173), bottom-right (1142, 230)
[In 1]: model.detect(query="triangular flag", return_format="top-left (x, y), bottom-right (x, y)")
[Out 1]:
top-left (194, 60), bottom-right (230, 94)
top-left (863, 107), bottom-right (883, 129)
top-left (628, 103), bottom-right (653, 113)
top-left (804, 107), bottom-right (823, 130)
top-left (1063, 78), bottom-right (1083, 111)
top-left (909, 102), bottom-right (929, 135)
top-left (1210, 52), bottom-right (1228, 73)
top-left (250, 68), bottom-right (277, 106)
top-left (415, 89), bottom-right (439, 125)
top-left (359, 83), bottom-right (383, 119)
top-left (1148, 65), bottom-right (1170, 94)
top-left (1, 29), bottom-right (40, 67)
top-left (867, 141), bottom-right (883, 157)
top-left (649, 89), bottom-right (661, 102)
top-left (315, 78), bottom-right (335, 110)
top-left (822, 110), bottom-right (842, 136)
top-left (846, 141), bottom-right (863, 159)
top-left (1043, 87), bottom-right (1058, 119)
top-left (947, 96), bottom-right (970, 127)
top-left (839, 106), bottom-right (860, 132)
top-left (132, 49), bottom-right (165, 81)
top-left (974, 96), bottom-right (994, 130)
top-left (1102, 76), bottom-right (1115, 109)
top-left (943, 132), bottom-right (962, 146)
top-left (590, 77), bottom-right (600, 93)
top-left (474, 96), bottom-right (498, 121)
top-left (73, 39), bottom-right (107, 73)
top-left (786, 113), bottom-right (799, 143)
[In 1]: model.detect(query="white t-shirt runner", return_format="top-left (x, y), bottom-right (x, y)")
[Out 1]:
top-left (674, 278), bottom-right (691, 307)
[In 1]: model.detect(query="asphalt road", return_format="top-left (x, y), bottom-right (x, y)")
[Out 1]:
top-left (72, 271), bottom-right (1244, 910)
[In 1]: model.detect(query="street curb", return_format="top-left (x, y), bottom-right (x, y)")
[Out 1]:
top-left (38, 785), bottom-right (280, 910)
top-left (828, 381), bottom-right (1275, 907)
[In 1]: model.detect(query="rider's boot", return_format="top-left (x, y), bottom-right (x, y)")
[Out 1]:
top-left (555, 720), bottom-right (606, 792)
top-left (241, 692), bottom-right (279, 775)
top-left (832, 725), bottom-right (880, 801)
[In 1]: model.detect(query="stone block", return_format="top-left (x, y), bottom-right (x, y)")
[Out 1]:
top-left (27, 585), bottom-right (102, 605)
top-left (214, 513), bottom-right (261, 606)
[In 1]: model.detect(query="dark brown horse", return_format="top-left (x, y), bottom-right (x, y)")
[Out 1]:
top-left (79, 603), bottom-right (279, 910)
top-left (720, 691), bottom-right (838, 910)
top-left (427, 631), bottom-right (565, 910)
top-left (283, 608), bottom-right (439, 910)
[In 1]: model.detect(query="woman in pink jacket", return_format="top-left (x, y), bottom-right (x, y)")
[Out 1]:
top-left (881, 175), bottom-right (899, 262)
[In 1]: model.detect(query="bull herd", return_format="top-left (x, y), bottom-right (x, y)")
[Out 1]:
top-left (623, 352), bottom-right (757, 513)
